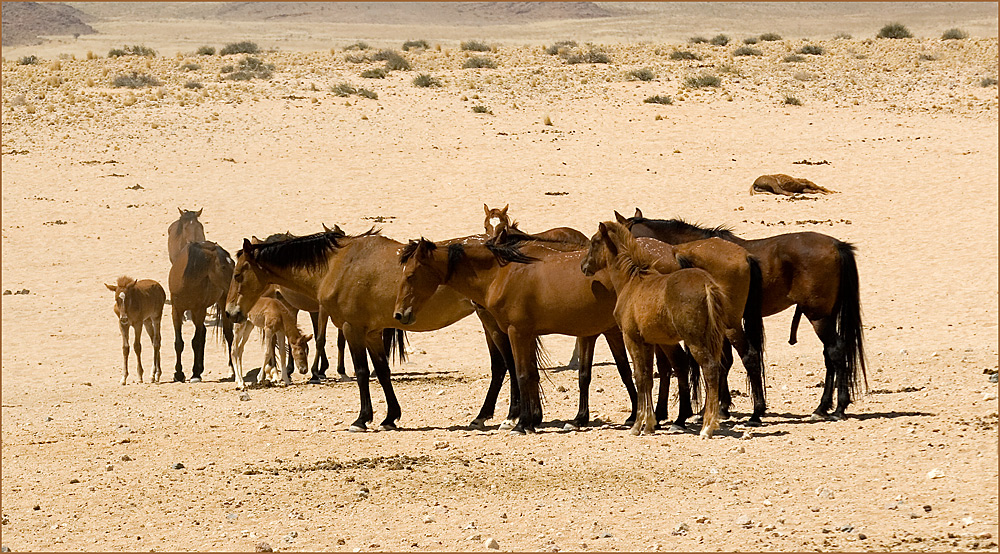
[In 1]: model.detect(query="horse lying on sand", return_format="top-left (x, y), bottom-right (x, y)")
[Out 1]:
top-left (750, 174), bottom-right (837, 196)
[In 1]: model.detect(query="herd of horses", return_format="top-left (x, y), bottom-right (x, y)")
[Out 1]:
top-left (106, 205), bottom-right (867, 438)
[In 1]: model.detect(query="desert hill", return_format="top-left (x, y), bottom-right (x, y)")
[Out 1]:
top-left (1, 2), bottom-right (95, 46)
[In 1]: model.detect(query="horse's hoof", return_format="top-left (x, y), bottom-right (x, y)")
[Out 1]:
top-left (348, 425), bottom-right (367, 433)
top-left (498, 419), bottom-right (516, 431)
top-left (809, 413), bottom-right (828, 422)
top-left (120, 380), bottom-right (127, 386)
top-left (699, 431), bottom-right (712, 440)
top-left (190, 377), bottom-right (201, 383)
top-left (667, 424), bottom-right (685, 434)
top-left (378, 424), bottom-right (397, 432)
top-left (630, 426), bottom-right (641, 436)
top-left (509, 428), bottom-right (526, 436)
top-left (563, 422), bottom-right (581, 431)
top-left (469, 419), bottom-right (487, 430)
top-left (690, 414), bottom-right (703, 424)
top-left (829, 413), bottom-right (847, 421)
top-left (745, 419), bottom-right (763, 427)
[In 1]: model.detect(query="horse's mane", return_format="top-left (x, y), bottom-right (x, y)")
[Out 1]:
top-left (484, 235), bottom-right (538, 266)
top-left (604, 221), bottom-right (656, 277)
top-left (399, 237), bottom-right (435, 264)
top-left (183, 241), bottom-right (223, 280)
top-left (248, 227), bottom-right (380, 270)
top-left (628, 216), bottom-right (738, 241)
top-left (115, 275), bottom-right (136, 288)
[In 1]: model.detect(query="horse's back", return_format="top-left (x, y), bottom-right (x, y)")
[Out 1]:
top-left (745, 231), bottom-right (843, 316)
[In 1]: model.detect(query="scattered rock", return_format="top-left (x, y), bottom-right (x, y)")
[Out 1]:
top-left (962, 516), bottom-right (976, 526)
top-left (433, 440), bottom-right (449, 449)
top-left (239, 392), bottom-right (251, 401)
top-left (694, 515), bottom-right (710, 523)
top-left (468, 534), bottom-right (482, 541)
top-left (69, 478), bottom-right (79, 484)
top-left (254, 542), bottom-right (272, 552)
top-left (983, 392), bottom-right (997, 401)
top-left (171, 462), bottom-right (185, 470)
top-left (927, 468), bottom-right (945, 479)
top-left (923, 504), bottom-right (932, 512)
top-left (485, 537), bottom-right (500, 549)
top-left (990, 373), bottom-right (998, 384)
top-left (336, 538), bottom-right (346, 545)
top-left (556, 385), bottom-right (567, 393)
top-left (815, 486), bottom-right (835, 499)
top-left (736, 515), bottom-right (752, 527)
top-left (858, 533), bottom-right (867, 540)
top-left (423, 515), bottom-right (435, 523)
top-left (672, 522), bottom-right (689, 535)
top-left (121, 454), bottom-right (132, 462)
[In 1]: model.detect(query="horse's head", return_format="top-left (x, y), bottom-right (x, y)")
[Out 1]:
top-left (176, 208), bottom-right (206, 242)
top-left (288, 333), bottom-right (312, 375)
top-left (483, 203), bottom-right (510, 237)
top-left (581, 222), bottom-right (619, 276)
top-left (226, 239), bottom-right (271, 324)
top-left (394, 238), bottom-right (446, 326)
top-left (105, 276), bottom-right (137, 325)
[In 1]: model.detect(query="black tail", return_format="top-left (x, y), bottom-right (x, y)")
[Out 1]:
top-left (384, 328), bottom-right (408, 365)
top-left (789, 305), bottom-right (803, 345)
top-left (743, 255), bottom-right (766, 396)
top-left (685, 345), bottom-right (701, 409)
top-left (836, 241), bottom-right (868, 396)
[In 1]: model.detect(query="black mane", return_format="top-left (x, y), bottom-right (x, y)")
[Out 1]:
top-left (183, 241), bottom-right (228, 280)
top-left (400, 237), bottom-right (436, 264)
top-left (628, 216), bottom-right (739, 242)
top-left (248, 227), bottom-right (379, 270)
top-left (484, 235), bottom-right (538, 266)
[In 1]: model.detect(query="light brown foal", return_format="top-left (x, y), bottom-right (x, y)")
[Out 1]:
top-left (105, 276), bottom-right (166, 385)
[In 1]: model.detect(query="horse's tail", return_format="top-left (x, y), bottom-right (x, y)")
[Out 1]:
top-left (385, 328), bottom-right (408, 365)
top-left (789, 305), bottom-right (803, 345)
top-left (836, 241), bottom-right (868, 397)
top-left (743, 255), bottom-right (766, 395)
top-left (685, 344), bottom-right (701, 408)
top-left (535, 336), bottom-right (551, 406)
top-left (704, 280), bottom-right (728, 364)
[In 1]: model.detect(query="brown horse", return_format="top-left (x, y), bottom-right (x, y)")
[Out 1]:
top-left (168, 240), bottom-right (235, 382)
top-left (751, 174), bottom-right (837, 196)
top-left (225, 227), bottom-right (478, 432)
top-left (167, 208), bottom-right (206, 264)
top-left (484, 204), bottom-right (588, 248)
top-left (231, 295), bottom-right (312, 388)
top-left (105, 276), bottom-right (166, 385)
top-left (393, 230), bottom-right (637, 435)
top-left (618, 208), bottom-right (867, 420)
top-left (581, 221), bottom-right (728, 438)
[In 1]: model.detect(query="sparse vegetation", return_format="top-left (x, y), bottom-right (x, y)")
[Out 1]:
top-left (783, 94), bottom-right (802, 105)
top-left (357, 88), bottom-right (378, 100)
top-left (196, 46), bottom-right (215, 56)
top-left (374, 50), bottom-right (410, 70)
top-left (669, 50), bottom-right (702, 61)
top-left (798, 44), bottom-right (825, 55)
top-left (743, 37), bottom-right (759, 45)
top-left (220, 41), bottom-right (259, 55)
top-left (180, 63), bottom-right (201, 71)
top-left (221, 56), bottom-right (274, 80)
top-left (628, 68), bottom-right (656, 81)
top-left (793, 71), bottom-right (816, 81)
top-left (685, 73), bottom-right (721, 88)
top-left (471, 105), bottom-right (492, 114)
top-left (463, 56), bottom-right (497, 69)
top-left (112, 72), bottom-right (162, 88)
top-left (461, 40), bottom-right (491, 52)
top-left (878, 23), bottom-right (913, 39)
top-left (17, 55), bottom-right (39, 65)
top-left (834, 32), bottom-right (853, 39)
top-left (759, 32), bottom-right (782, 41)
top-left (412, 73), bottom-right (442, 87)
top-left (942, 28), bottom-right (968, 40)
top-left (345, 53), bottom-right (373, 64)
top-left (345, 41), bottom-right (370, 51)
top-left (183, 80), bottom-right (203, 90)
top-left (402, 39), bottom-right (429, 51)
top-left (783, 53), bottom-right (806, 63)
top-left (688, 36), bottom-right (709, 44)
top-left (643, 95), bottom-right (673, 105)
top-left (918, 53), bottom-right (938, 61)
top-left (981, 77), bottom-right (998, 87)
top-left (544, 40), bottom-right (578, 55)
top-left (710, 34), bottom-right (731, 46)
top-left (108, 45), bottom-right (156, 58)
top-left (733, 46), bottom-right (762, 56)
top-left (332, 82), bottom-right (358, 97)
top-left (360, 67), bottom-right (389, 79)
top-left (565, 48), bottom-right (611, 64)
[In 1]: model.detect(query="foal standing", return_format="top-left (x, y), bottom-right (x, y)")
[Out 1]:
top-left (231, 294), bottom-right (312, 388)
top-left (105, 276), bottom-right (166, 384)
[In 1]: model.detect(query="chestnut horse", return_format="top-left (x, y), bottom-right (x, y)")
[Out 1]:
top-left (483, 204), bottom-right (588, 249)
top-left (582, 221), bottom-right (727, 438)
top-left (225, 227), bottom-right (479, 432)
top-left (168, 241), bottom-right (235, 382)
top-left (231, 295), bottom-right (312, 388)
top-left (105, 276), bottom-right (166, 385)
top-left (618, 208), bottom-right (867, 420)
top-left (167, 208), bottom-right (206, 264)
top-left (393, 230), bottom-right (638, 435)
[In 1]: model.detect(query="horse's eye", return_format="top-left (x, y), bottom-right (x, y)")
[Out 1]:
top-left (233, 273), bottom-right (243, 283)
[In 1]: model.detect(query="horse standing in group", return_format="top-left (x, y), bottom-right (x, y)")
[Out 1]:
top-left (168, 241), bottom-right (235, 382)
top-left (618, 208), bottom-right (867, 420)
top-left (167, 208), bottom-right (205, 264)
top-left (105, 276), bottom-right (166, 385)
top-left (230, 293), bottom-right (312, 389)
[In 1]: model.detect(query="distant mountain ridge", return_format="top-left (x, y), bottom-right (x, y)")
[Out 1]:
top-left (2, 2), bottom-right (95, 46)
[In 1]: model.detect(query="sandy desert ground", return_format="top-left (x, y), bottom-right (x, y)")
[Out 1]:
top-left (2, 5), bottom-right (999, 552)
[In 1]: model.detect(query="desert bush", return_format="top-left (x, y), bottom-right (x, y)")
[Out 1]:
top-left (878, 23), bottom-right (913, 39)
top-left (544, 40), bottom-right (578, 55)
top-left (643, 95), bottom-right (673, 105)
top-left (17, 55), bottom-right (39, 65)
top-left (981, 77), bottom-right (998, 87)
top-left (345, 53), bottom-right (374, 64)
top-left (357, 88), bottom-right (378, 99)
top-left (733, 46), bottom-right (762, 56)
top-left (798, 44), bottom-right (824, 55)
top-left (220, 64), bottom-right (234, 73)
top-left (942, 28), bottom-right (968, 40)
top-left (834, 32), bottom-right (853, 39)
top-left (412, 73), bottom-right (442, 87)
top-left (759, 32), bottom-right (782, 41)
top-left (220, 41), bottom-right (259, 55)
top-left (113, 72), bottom-right (161, 88)
top-left (332, 82), bottom-right (358, 96)
top-left (710, 34), bottom-right (730, 46)
top-left (461, 40), bottom-right (491, 52)
top-left (783, 94), bottom-right (802, 105)
top-left (685, 73), bottom-right (721, 88)
top-left (783, 53), bottom-right (806, 62)
top-left (918, 53), bottom-right (938, 61)
top-left (793, 71), bottom-right (816, 81)
top-left (180, 63), bottom-right (201, 71)
top-left (669, 50), bottom-right (701, 61)
top-left (471, 105), bottom-right (492, 114)
top-left (109, 45), bottom-right (156, 58)
top-left (196, 46), bottom-right (216, 56)
top-left (374, 50), bottom-right (410, 70)
top-left (402, 39), bottom-right (429, 51)
top-left (689, 36), bottom-right (709, 44)
top-left (360, 67), bottom-right (389, 78)
top-left (463, 56), bottom-right (497, 69)
top-left (743, 37), bottom-right (759, 45)
top-left (565, 48), bottom-right (610, 64)
top-left (222, 56), bottom-right (274, 80)
top-left (183, 80), bottom-right (203, 89)
top-left (628, 68), bottom-right (656, 81)
top-left (344, 41), bottom-right (370, 51)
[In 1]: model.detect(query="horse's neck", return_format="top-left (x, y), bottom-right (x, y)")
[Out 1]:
top-left (278, 304), bottom-right (302, 339)
top-left (436, 244), bottom-right (499, 305)
top-left (259, 262), bottom-right (324, 299)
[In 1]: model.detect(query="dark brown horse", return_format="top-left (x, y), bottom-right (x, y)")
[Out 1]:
top-left (618, 208), bottom-right (867, 420)
top-left (225, 227), bottom-right (480, 432)
top-left (167, 208), bottom-right (206, 264)
top-left (393, 231), bottom-right (637, 435)
top-left (105, 276), bottom-right (166, 385)
top-left (168, 241), bottom-right (235, 382)
top-left (581, 221), bottom-right (728, 438)
top-left (484, 204), bottom-right (588, 249)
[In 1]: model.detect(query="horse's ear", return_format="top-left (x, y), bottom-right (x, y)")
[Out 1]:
top-left (483, 203), bottom-right (490, 215)
top-left (598, 222), bottom-right (609, 237)
top-left (105, 283), bottom-right (117, 292)
top-left (500, 204), bottom-right (509, 216)
top-left (322, 223), bottom-right (332, 233)
top-left (196, 208), bottom-right (203, 217)
top-left (614, 210), bottom-right (627, 224)
top-left (333, 224), bottom-right (343, 233)
top-left (242, 238), bottom-right (255, 256)
top-left (250, 236), bottom-right (262, 244)
top-left (177, 207), bottom-right (184, 216)
top-left (495, 226), bottom-right (509, 243)
top-left (633, 207), bottom-right (643, 218)
top-left (301, 334), bottom-right (313, 343)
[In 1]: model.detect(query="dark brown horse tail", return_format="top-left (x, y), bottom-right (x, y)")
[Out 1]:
top-left (743, 255), bottom-right (766, 394)
top-left (704, 281), bottom-right (728, 364)
top-left (789, 305), bottom-right (803, 345)
top-left (385, 328), bottom-right (408, 364)
top-left (836, 241), bottom-right (868, 395)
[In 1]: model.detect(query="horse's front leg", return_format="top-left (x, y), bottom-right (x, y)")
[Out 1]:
top-left (119, 322), bottom-right (131, 385)
top-left (146, 318), bottom-right (162, 383)
top-left (471, 308), bottom-right (514, 429)
top-left (171, 306), bottom-right (185, 382)
top-left (343, 323), bottom-right (373, 431)
top-left (131, 322), bottom-right (145, 384)
top-left (368, 329), bottom-right (401, 430)
top-left (507, 327), bottom-right (541, 435)
top-left (604, 328), bottom-right (637, 425)
top-left (309, 311), bottom-right (329, 383)
top-left (189, 308), bottom-right (207, 383)
top-left (567, 335), bottom-right (597, 430)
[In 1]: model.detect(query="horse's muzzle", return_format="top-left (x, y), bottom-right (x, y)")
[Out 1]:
top-left (227, 308), bottom-right (246, 324)
top-left (580, 258), bottom-right (596, 276)
top-left (394, 308), bottom-right (414, 326)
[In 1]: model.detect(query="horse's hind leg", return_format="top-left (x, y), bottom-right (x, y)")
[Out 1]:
top-left (727, 328), bottom-right (766, 426)
top-left (132, 322), bottom-right (145, 384)
top-left (654, 346), bottom-right (671, 425)
top-left (507, 328), bottom-right (541, 435)
top-left (343, 323), bottom-right (374, 431)
top-left (567, 335), bottom-right (598, 430)
top-left (811, 316), bottom-right (849, 420)
top-left (661, 344), bottom-right (694, 431)
top-left (471, 309), bottom-right (514, 429)
top-left (118, 323), bottom-right (130, 385)
top-left (148, 315), bottom-right (162, 383)
top-left (603, 328), bottom-right (637, 426)
top-left (189, 308), bottom-right (207, 382)
top-left (689, 347), bottom-right (722, 439)
top-left (366, 330), bottom-right (400, 430)
top-left (171, 306), bottom-right (185, 382)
